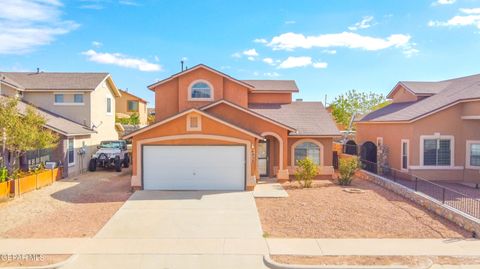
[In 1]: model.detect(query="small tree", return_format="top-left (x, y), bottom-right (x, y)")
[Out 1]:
top-left (129, 113), bottom-right (140, 125)
top-left (338, 157), bottom-right (359, 186)
top-left (0, 98), bottom-right (58, 173)
top-left (295, 158), bottom-right (318, 188)
top-left (330, 89), bottom-right (390, 129)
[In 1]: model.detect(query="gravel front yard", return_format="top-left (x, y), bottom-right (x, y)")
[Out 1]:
top-left (0, 169), bottom-right (132, 238)
top-left (271, 255), bottom-right (480, 267)
top-left (256, 178), bottom-right (470, 238)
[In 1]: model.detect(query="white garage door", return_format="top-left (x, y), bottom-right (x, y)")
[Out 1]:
top-left (142, 145), bottom-right (245, 190)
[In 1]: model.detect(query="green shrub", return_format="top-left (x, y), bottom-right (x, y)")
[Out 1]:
top-left (295, 158), bottom-right (318, 188)
top-left (0, 167), bottom-right (7, 183)
top-left (338, 157), bottom-right (359, 186)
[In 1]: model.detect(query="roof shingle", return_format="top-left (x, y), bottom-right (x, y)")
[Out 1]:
top-left (0, 72), bottom-right (109, 91)
top-left (249, 101), bottom-right (340, 136)
top-left (241, 80), bottom-right (299, 92)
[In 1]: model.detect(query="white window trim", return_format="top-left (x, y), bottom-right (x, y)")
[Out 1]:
top-left (186, 114), bottom-right (202, 131)
top-left (188, 79), bottom-right (214, 101)
top-left (400, 139), bottom-right (409, 172)
top-left (376, 137), bottom-right (383, 147)
top-left (53, 92), bottom-right (85, 106)
top-left (67, 138), bottom-right (75, 167)
top-left (418, 134), bottom-right (455, 169)
top-left (106, 97), bottom-right (113, 115)
top-left (466, 140), bottom-right (480, 170)
top-left (290, 139), bottom-right (324, 167)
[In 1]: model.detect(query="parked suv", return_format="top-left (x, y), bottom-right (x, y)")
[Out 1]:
top-left (89, 140), bottom-right (130, 172)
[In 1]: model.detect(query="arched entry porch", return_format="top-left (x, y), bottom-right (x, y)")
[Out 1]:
top-left (258, 132), bottom-right (283, 178)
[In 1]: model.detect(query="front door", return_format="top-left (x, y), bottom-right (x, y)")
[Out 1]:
top-left (258, 140), bottom-right (269, 177)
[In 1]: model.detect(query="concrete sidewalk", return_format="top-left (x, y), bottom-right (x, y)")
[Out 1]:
top-left (1, 238), bottom-right (479, 256)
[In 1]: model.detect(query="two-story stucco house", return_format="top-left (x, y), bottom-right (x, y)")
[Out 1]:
top-left (116, 89), bottom-right (148, 126)
top-left (356, 73), bottom-right (480, 184)
top-left (0, 71), bottom-right (121, 177)
top-left (124, 64), bottom-right (340, 191)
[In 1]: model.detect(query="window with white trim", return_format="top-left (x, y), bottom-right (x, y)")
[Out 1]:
top-left (54, 94), bottom-right (64, 103)
top-left (294, 142), bottom-right (320, 165)
top-left (423, 138), bottom-right (451, 166)
top-left (401, 140), bottom-right (409, 170)
top-left (468, 142), bottom-right (480, 167)
top-left (190, 81), bottom-right (212, 100)
top-left (74, 94), bottom-right (83, 103)
top-left (67, 138), bottom-right (75, 166)
top-left (106, 97), bottom-right (112, 114)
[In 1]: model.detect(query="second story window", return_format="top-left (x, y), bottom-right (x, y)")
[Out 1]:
top-left (54, 94), bottom-right (64, 103)
top-left (106, 97), bottom-right (112, 114)
top-left (127, 100), bottom-right (139, 112)
top-left (189, 80), bottom-right (213, 100)
top-left (74, 94), bottom-right (83, 104)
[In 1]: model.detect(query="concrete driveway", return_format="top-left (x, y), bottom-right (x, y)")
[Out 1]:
top-left (96, 190), bottom-right (264, 239)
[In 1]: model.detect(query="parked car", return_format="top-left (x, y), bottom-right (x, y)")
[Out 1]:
top-left (89, 140), bottom-right (130, 172)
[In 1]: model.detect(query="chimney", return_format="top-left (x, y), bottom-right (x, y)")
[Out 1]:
top-left (181, 60), bottom-right (184, 71)
top-left (296, 98), bottom-right (303, 102)
top-left (36, 67), bottom-right (40, 74)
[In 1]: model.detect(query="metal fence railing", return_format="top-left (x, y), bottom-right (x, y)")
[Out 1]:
top-left (359, 159), bottom-right (480, 220)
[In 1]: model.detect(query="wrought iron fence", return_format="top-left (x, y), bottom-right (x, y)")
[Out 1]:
top-left (360, 159), bottom-right (480, 220)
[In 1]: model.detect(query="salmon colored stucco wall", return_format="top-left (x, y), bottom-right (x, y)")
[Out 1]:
top-left (391, 86), bottom-right (419, 103)
top-left (131, 112), bottom-right (257, 187)
top-left (248, 93), bottom-right (292, 104)
top-left (206, 102), bottom-right (290, 170)
top-left (116, 91), bottom-right (148, 125)
top-left (356, 101), bottom-right (480, 183)
top-left (154, 78), bottom-right (179, 121)
top-left (152, 68), bottom-right (251, 122)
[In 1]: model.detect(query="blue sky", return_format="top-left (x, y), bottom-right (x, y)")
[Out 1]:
top-left (1, 0), bottom-right (480, 105)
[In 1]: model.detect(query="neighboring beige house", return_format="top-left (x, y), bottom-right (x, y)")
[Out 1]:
top-left (356, 73), bottom-right (480, 183)
top-left (116, 89), bottom-right (148, 126)
top-left (0, 71), bottom-right (121, 177)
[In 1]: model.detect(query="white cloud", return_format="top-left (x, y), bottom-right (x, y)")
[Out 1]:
top-left (119, 0), bottom-right (139, 6)
top-left (277, 56), bottom-right (327, 69)
top-left (231, 52), bottom-right (242, 58)
top-left (243, 48), bottom-right (259, 57)
top-left (267, 32), bottom-right (415, 55)
top-left (247, 56), bottom-right (255, 61)
top-left (263, 72), bottom-right (280, 77)
top-left (82, 50), bottom-right (162, 72)
top-left (285, 20), bottom-right (296, 24)
top-left (433, 0), bottom-right (456, 5)
top-left (92, 41), bottom-right (102, 47)
top-left (253, 38), bottom-right (268, 44)
top-left (428, 8), bottom-right (480, 29)
top-left (312, 62), bottom-right (328, 69)
top-left (262, 57), bottom-right (275, 65)
top-left (0, 0), bottom-right (78, 54)
top-left (348, 16), bottom-right (375, 31)
top-left (322, 49), bottom-right (337, 54)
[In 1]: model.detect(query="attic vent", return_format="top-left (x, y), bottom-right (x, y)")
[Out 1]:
top-left (296, 98), bottom-right (303, 102)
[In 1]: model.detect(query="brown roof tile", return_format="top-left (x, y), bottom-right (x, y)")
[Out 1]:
top-left (241, 80), bottom-right (299, 92)
top-left (0, 72), bottom-right (109, 91)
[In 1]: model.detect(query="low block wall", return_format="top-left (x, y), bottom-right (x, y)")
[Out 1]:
top-left (357, 170), bottom-right (480, 237)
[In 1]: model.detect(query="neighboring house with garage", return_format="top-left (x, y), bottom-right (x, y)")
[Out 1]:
top-left (124, 64), bottom-right (340, 191)
top-left (356, 73), bottom-right (480, 183)
top-left (0, 71), bottom-right (121, 177)
top-left (116, 89), bottom-right (148, 126)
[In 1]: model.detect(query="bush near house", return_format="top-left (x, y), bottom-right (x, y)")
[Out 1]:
top-left (116, 113), bottom-right (140, 125)
top-left (338, 157), bottom-right (359, 186)
top-left (0, 97), bottom-right (58, 180)
top-left (295, 158), bottom-right (318, 188)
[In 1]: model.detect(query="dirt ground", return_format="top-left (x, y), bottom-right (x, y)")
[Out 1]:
top-left (0, 169), bottom-right (132, 238)
top-left (256, 178), bottom-right (471, 238)
top-left (271, 255), bottom-right (480, 266)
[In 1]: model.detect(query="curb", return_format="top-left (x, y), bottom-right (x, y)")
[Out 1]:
top-left (263, 255), bottom-right (433, 269)
top-left (1, 254), bottom-right (78, 269)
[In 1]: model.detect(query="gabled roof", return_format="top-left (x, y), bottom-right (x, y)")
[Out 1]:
top-left (119, 89), bottom-right (148, 103)
top-left (147, 64), bottom-right (255, 91)
top-left (200, 99), bottom-right (296, 131)
top-left (123, 108), bottom-right (263, 140)
top-left (0, 72), bottom-right (121, 97)
top-left (361, 73), bottom-right (480, 123)
top-left (241, 80), bottom-right (299, 93)
top-left (249, 101), bottom-right (341, 136)
top-left (0, 95), bottom-right (95, 136)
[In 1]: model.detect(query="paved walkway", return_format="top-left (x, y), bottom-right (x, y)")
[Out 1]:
top-left (253, 182), bottom-right (288, 198)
